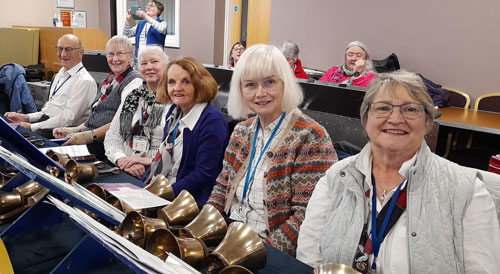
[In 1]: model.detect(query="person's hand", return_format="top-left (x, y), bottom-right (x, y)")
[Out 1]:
top-left (126, 9), bottom-right (133, 23)
top-left (116, 155), bottom-right (152, 169)
top-left (61, 138), bottom-right (76, 146)
top-left (53, 128), bottom-right (65, 138)
top-left (124, 163), bottom-right (146, 178)
top-left (135, 9), bottom-right (148, 20)
top-left (20, 122), bottom-right (31, 130)
top-left (4, 112), bottom-right (29, 122)
top-left (353, 59), bottom-right (366, 73)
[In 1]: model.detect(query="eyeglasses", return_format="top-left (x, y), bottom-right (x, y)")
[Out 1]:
top-left (233, 47), bottom-right (245, 52)
top-left (106, 52), bottom-right (130, 59)
top-left (241, 77), bottom-right (281, 95)
top-left (55, 46), bottom-right (81, 53)
top-left (368, 102), bottom-right (427, 119)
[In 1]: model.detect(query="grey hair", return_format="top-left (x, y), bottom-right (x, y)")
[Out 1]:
top-left (106, 35), bottom-right (134, 55)
top-left (280, 40), bottom-right (300, 61)
top-left (228, 44), bottom-right (304, 119)
top-left (137, 45), bottom-right (168, 66)
top-left (360, 70), bottom-right (437, 132)
top-left (345, 41), bottom-right (375, 73)
top-left (106, 35), bottom-right (134, 65)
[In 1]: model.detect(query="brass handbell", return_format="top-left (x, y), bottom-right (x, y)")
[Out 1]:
top-left (13, 180), bottom-right (44, 198)
top-left (219, 265), bottom-right (253, 274)
top-left (313, 263), bottom-right (361, 274)
top-left (0, 191), bottom-right (23, 214)
top-left (64, 160), bottom-right (98, 184)
top-left (106, 195), bottom-right (138, 214)
top-left (145, 228), bottom-right (208, 269)
top-left (179, 204), bottom-right (227, 247)
top-left (144, 174), bottom-right (175, 201)
top-left (120, 211), bottom-right (167, 247)
top-left (157, 190), bottom-right (199, 227)
top-left (207, 222), bottom-right (267, 272)
top-left (27, 188), bottom-right (50, 206)
top-left (86, 184), bottom-right (108, 200)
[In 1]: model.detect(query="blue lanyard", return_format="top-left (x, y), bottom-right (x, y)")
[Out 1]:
top-left (241, 112), bottom-right (286, 205)
top-left (51, 66), bottom-right (84, 97)
top-left (141, 106), bottom-right (148, 124)
top-left (370, 180), bottom-right (404, 271)
top-left (171, 122), bottom-right (180, 145)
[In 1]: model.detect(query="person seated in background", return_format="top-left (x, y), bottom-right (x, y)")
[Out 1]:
top-left (123, 0), bottom-right (167, 62)
top-left (104, 46), bottom-right (170, 178)
top-left (280, 40), bottom-right (309, 79)
top-left (143, 56), bottom-right (228, 204)
top-left (52, 35), bottom-right (142, 161)
top-left (207, 44), bottom-right (337, 256)
top-left (228, 41), bottom-right (246, 68)
top-left (5, 34), bottom-right (97, 138)
top-left (0, 62), bottom-right (37, 115)
top-left (319, 41), bottom-right (376, 87)
top-left (297, 70), bottom-right (500, 273)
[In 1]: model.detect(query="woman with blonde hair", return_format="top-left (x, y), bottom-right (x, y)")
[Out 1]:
top-left (207, 44), bottom-right (337, 256)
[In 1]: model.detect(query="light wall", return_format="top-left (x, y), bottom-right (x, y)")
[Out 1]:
top-left (1, 0), bottom-right (100, 29)
top-left (163, 0), bottom-right (217, 64)
top-left (269, 0), bottom-right (500, 101)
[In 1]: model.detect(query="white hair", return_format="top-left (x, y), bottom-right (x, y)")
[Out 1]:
top-left (345, 41), bottom-right (375, 73)
top-left (137, 45), bottom-right (168, 65)
top-left (227, 44), bottom-right (304, 119)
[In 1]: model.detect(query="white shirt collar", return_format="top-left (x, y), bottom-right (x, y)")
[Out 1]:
top-left (179, 103), bottom-right (207, 131)
top-left (355, 142), bottom-right (419, 188)
top-left (60, 62), bottom-right (84, 76)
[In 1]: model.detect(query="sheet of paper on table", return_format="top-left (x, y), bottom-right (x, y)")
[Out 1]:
top-left (39, 145), bottom-right (91, 157)
top-left (100, 183), bottom-right (171, 210)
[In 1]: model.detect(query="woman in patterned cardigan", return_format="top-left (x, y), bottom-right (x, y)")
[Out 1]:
top-left (207, 44), bottom-right (337, 256)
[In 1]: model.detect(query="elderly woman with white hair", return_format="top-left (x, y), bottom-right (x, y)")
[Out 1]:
top-left (320, 41), bottom-right (376, 87)
top-left (297, 70), bottom-right (500, 273)
top-left (280, 40), bottom-right (309, 79)
top-left (104, 45), bottom-right (170, 178)
top-left (207, 44), bottom-right (337, 256)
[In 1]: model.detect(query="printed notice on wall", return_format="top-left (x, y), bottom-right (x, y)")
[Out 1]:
top-left (74, 11), bottom-right (87, 28)
top-left (57, 0), bottom-right (74, 9)
top-left (60, 10), bottom-right (71, 27)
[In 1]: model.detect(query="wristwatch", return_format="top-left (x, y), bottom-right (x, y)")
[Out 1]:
top-left (353, 71), bottom-right (361, 77)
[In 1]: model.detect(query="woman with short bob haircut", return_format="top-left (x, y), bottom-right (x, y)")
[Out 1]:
top-left (144, 56), bottom-right (228, 204)
top-left (207, 44), bottom-right (337, 256)
top-left (297, 70), bottom-right (500, 273)
top-left (227, 44), bottom-right (304, 119)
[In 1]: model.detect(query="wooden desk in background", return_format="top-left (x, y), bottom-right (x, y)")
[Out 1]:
top-left (436, 107), bottom-right (500, 135)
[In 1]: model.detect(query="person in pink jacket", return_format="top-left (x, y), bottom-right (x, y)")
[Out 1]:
top-left (320, 41), bottom-right (376, 87)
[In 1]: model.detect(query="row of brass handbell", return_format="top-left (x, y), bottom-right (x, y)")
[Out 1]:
top-left (0, 180), bottom-right (50, 223)
top-left (86, 174), bottom-right (266, 273)
top-left (45, 150), bottom-right (120, 184)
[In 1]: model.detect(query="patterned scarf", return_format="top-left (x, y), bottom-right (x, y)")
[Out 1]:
top-left (330, 64), bottom-right (357, 85)
top-left (92, 66), bottom-right (132, 110)
top-left (143, 105), bottom-right (183, 183)
top-left (119, 82), bottom-right (163, 141)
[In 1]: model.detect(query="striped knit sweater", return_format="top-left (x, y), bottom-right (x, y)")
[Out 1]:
top-left (207, 108), bottom-right (337, 256)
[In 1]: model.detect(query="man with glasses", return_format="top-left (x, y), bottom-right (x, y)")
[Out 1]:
top-left (123, 0), bottom-right (167, 62)
top-left (5, 34), bottom-right (97, 138)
